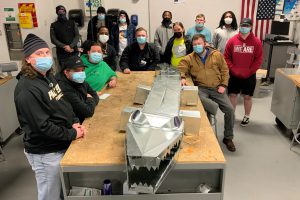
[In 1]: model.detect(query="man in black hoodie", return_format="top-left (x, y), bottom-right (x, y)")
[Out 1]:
top-left (14, 34), bottom-right (86, 200)
top-left (56, 56), bottom-right (99, 124)
top-left (50, 5), bottom-right (80, 69)
top-left (87, 6), bottom-right (108, 42)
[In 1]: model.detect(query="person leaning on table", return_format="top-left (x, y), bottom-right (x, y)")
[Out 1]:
top-left (178, 34), bottom-right (236, 152)
top-left (81, 42), bottom-right (117, 94)
top-left (14, 33), bottom-right (86, 200)
top-left (56, 56), bottom-right (99, 124)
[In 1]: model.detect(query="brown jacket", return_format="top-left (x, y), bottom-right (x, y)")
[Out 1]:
top-left (178, 47), bottom-right (229, 88)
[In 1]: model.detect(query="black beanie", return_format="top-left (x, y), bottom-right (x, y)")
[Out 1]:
top-left (23, 34), bottom-right (49, 58)
top-left (97, 6), bottom-right (106, 14)
top-left (56, 5), bottom-right (66, 14)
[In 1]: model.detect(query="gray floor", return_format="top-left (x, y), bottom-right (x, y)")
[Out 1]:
top-left (0, 87), bottom-right (300, 200)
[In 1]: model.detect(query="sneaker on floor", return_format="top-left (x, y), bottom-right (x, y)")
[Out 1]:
top-left (222, 138), bottom-right (236, 152)
top-left (241, 116), bottom-right (250, 127)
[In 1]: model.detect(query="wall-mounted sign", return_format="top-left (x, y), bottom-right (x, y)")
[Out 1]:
top-left (19, 12), bottom-right (33, 29)
top-left (84, 0), bottom-right (102, 17)
top-left (18, 3), bottom-right (38, 27)
top-left (4, 8), bottom-right (16, 22)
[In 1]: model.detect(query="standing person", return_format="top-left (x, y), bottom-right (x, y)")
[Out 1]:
top-left (56, 56), bottom-right (99, 124)
top-left (120, 27), bottom-right (160, 73)
top-left (186, 14), bottom-right (212, 43)
top-left (212, 11), bottom-right (238, 54)
top-left (224, 18), bottom-right (263, 126)
top-left (110, 10), bottom-right (136, 57)
top-left (178, 34), bottom-right (235, 152)
top-left (50, 5), bottom-right (80, 69)
top-left (81, 42), bottom-right (117, 93)
top-left (14, 34), bottom-right (86, 200)
top-left (154, 11), bottom-right (174, 60)
top-left (97, 26), bottom-right (117, 71)
top-left (87, 6), bottom-right (107, 42)
top-left (163, 22), bottom-right (192, 68)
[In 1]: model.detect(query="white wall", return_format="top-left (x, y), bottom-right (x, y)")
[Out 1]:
top-left (0, 0), bottom-right (82, 64)
top-left (0, 0), bottom-right (299, 64)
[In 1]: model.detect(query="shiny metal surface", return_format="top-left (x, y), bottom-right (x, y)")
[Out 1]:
top-left (125, 69), bottom-right (184, 194)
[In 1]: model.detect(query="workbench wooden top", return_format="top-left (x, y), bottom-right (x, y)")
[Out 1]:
top-left (61, 71), bottom-right (225, 167)
top-left (0, 76), bottom-right (12, 86)
top-left (277, 68), bottom-right (300, 88)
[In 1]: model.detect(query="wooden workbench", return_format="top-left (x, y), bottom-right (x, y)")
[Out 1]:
top-left (271, 68), bottom-right (300, 131)
top-left (0, 76), bottom-right (12, 86)
top-left (60, 71), bottom-right (226, 200)
top-left (61, 72), bottom-right (225, 166)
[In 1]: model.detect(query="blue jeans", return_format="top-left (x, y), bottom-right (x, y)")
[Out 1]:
top-left (24, 150), bottom-right (65, 200)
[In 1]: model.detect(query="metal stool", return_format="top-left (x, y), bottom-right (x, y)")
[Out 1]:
top-left (207, 113), bottom-right (218, 136)
top-left (290, 121), bottom-right (300, 150)
top-left (0, 145), bottom-right (5, 162)
top-left (201, 98), bottom-right (219, 137)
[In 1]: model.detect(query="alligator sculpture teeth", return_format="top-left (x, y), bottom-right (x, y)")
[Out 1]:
top-left (125, 67), bottom-right (184, 194)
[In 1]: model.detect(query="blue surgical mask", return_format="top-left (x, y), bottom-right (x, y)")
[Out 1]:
top-left (196, 23), bottom-right (204, 28)
top-left (90, 52), bottom-right (103, 63)
top-left (119, 18), bottom-right (126, 23)
top-left (137, 36), bottom-right (147, 44)
top-left (193, 45), bottom-right (204, 54)
top-left (240, 27), bottom-right (251, 34)
top-left (98, 14), bottom-right (105, 20)
top-left (35, 57), bottom-right (53, 73)
top-left (71, 71), bottom-right (86, 83)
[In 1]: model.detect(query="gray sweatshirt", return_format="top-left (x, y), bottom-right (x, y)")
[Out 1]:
top-left (212, 26), bottom-right (238, 54)
top-left (154, 24), bottom-right (173, 55)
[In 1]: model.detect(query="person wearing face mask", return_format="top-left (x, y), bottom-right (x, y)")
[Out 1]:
top-left (81, 42), bottom-right (117, 92)
top-left (120, 27), bottom-right (160, 73)
top-left (87, 6), bottom-right (108, 42)
top-left (163, 22), bottom-right (192, 67)
top-left (55, 56), bottom-right (99, 124)
top-left (224, 18), bottom-right (262, 127)
top-left (97, 26), bottom-right (117, 71)
top-left (154, 11), bottom-right (174, 60)
top-left (212, 11), bottom-right (238, 54)
top-left (14, 34), bottom-right (86, 200)
top-left (186, 14), bottom-right (212, 43)
top-left (178, 34), bottom-right (235, 152)
top-left (110, 10), bottom-right (136, 57)
top-left (50, 5), bottom-right (80, 69)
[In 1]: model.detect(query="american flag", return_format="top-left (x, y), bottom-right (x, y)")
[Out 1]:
top-left (241, 0), bottom-right (276, 40)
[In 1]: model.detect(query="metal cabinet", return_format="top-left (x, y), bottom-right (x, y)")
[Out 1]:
top-left (0, 77), bottom-right (19, 143)
top-left (262, 40), bottom-right (298, 79)
top-left (271, 68), bottom-right (300, 130)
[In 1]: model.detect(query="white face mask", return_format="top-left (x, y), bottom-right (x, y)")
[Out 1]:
top-left (224, 17), bottom-right (233, 25)
top-left (99, 34), bottom-right (109, 44)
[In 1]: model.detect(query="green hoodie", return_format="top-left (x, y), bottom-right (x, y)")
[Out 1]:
top-left (81, 54), bottom-right (117, 91)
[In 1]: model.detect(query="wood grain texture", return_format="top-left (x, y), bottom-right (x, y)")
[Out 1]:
top-left (61, 71), bottom-right (225, 166)
top-left (0, 76), bottom-right (12, 86)
top-left (277, 68), bottom-right (300, 88)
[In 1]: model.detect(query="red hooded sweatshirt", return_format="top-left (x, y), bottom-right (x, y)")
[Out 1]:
top-left (224, 32), bottom-right (263, 79)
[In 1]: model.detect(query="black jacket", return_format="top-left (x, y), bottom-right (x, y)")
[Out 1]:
top-left (102, 43), bottom-right (117, 71)
top-left (163, 36), bottom-right (193, 64)
top-left (87, 16), bottom-right (108, 42)
top-left (55, 72), bottom-right (99, 123)
top-left (50, 20), bottom-right (80, 59)
top-left (120, 42), bottom-right (160, 71)
top-left (14, 73), bottom-right (78, 154)
top-left (110, 23), bottom-right (136, 54)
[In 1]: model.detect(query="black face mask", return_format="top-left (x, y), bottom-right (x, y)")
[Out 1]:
top-left (162, 18), bottom-right (172, 27)
top-left (174, 32), bottom-right (182, 38)
top-left (57, 14), bottom-right (67, 22)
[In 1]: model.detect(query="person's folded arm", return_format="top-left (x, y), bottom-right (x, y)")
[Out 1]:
top-left (17, 90), bottom-right (77, 141)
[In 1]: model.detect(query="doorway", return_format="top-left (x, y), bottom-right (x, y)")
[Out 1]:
top-left (4, 23), bottom-right (24, 60)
